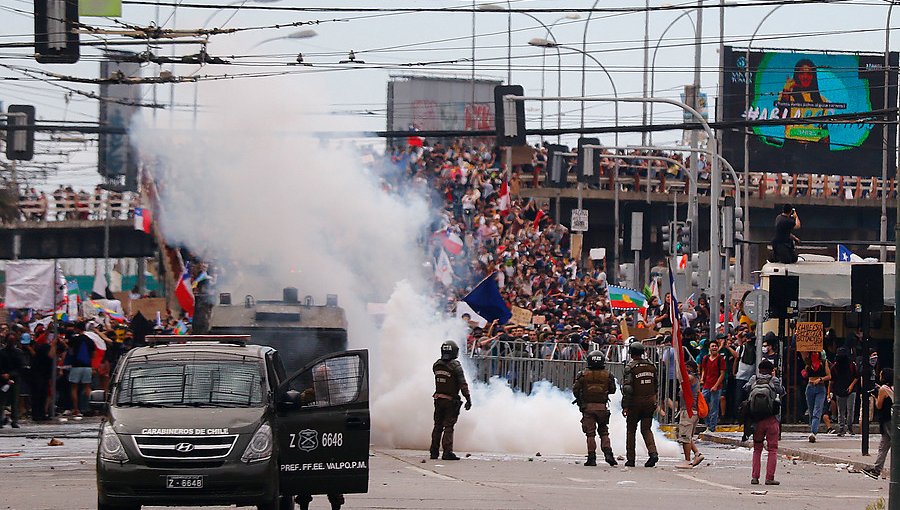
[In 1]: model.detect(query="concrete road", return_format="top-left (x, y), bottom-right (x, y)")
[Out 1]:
top-left (0, 424), bottom-right (888, 510)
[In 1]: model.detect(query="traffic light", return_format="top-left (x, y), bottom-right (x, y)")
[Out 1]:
top-left (661, 222), bottom-right (673, 255)
top-left (677, 221), bottom-right (692, 255)
top-left (545, 144), bottom-right (569, 188)
top-left (733, 206), bottom-right (744, 244)
top-left (493, 85), bottom-right (525, 146)
top-left (577, 137), bottom-right (600, 184)
top-left (5, 105), bottom-right (35, 161)
top-left (35, 0), bottom-right (80, 64)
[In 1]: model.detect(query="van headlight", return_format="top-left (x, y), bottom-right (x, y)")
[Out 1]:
top-left (99, 423), bottom-right (129, 463)
top-left (241, 423), bottom-right (272, 463)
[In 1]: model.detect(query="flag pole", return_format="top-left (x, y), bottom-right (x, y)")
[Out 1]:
top-left (49, 260), bottom-right (58, 420)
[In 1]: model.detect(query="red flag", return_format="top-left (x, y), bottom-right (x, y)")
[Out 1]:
top-left (497, 181), bottom-right (510, 217)
top-left (532, 209), bottom-right (546, 230)
top-left (175, 268), bottom-right (195, 317)
top-left (407, 136), bottom-right (424, 147)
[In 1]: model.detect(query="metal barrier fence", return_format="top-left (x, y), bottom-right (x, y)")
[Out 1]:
top-left (468, 342), bottom-right (682, 425)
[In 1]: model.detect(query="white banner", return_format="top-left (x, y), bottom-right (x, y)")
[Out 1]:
top-left (5, 261), bottom-right (57, 310)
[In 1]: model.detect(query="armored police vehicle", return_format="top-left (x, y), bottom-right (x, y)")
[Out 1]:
top-left (94, 335), bottom-right (369, 510)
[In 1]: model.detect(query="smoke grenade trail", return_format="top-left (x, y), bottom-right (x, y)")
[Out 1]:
top-left (134, 81), bottom-right (676, 457)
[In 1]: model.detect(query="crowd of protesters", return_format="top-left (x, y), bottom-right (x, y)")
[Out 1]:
top-left (0, 307), bottom-right (187, 427)
top-left (385, 139), bottom-right (887, 436)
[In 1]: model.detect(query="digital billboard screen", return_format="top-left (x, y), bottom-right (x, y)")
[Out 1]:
top-left (721, 47), bottom-right (897, 177)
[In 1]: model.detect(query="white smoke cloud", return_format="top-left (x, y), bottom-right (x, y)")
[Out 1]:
top-left (134, 79), bottom-right (676, 458)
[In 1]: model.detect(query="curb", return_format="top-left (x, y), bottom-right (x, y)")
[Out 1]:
top-left (699, 433), bottom-right (877, 472)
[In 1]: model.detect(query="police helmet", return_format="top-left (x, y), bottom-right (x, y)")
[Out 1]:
top-left (628, 341), bottom-right (646, 357)
top-left (586, 350), bottom-right (606, 369)
top-left (441, 340), bottom-right (460, 360)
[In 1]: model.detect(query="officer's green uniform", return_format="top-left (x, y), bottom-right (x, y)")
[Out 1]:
top-left (431, 341), bottom-right (471, 461)
top-left (622, 344), bottom-right (659, 467)
top-left (573, 362), bottom-right (618, 466)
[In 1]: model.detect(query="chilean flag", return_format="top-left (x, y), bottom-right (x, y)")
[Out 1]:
top-left (134, 207), bottom-right (152, 233)
top-left (497, 181), bottom-right (511, 217)
top-left (442, 230), bottom-right (464, 255)
top-left (175, 268), bottom-right (195, 317)
top-left (668, 260), bottom-right (695, 418)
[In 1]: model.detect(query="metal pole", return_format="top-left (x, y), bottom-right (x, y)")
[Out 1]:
top-left (507, 0), bottom-right (512, 85)
top-left (649, 11), bottom-right (695, 145)
top-left (688, 0), bottom-right (703, 257)
top-left (881, 2), bottom-right (896, 262)
top-left (471, 0), bottom-right (476, 107)
top-left (103, 191), bottom-right (111, 293)
top-left (613, 158), bottom-right (620, 286)
top-left (891, 34), bottom-right (900, 500)
top-left (746, 6), bottom-right (784, 281)
top-left (580, 0), bottom-right (601, 128)
top-left (641, 0), bottom-right (650, 148)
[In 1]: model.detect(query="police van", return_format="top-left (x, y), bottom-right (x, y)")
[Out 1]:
top-left (93, 335), bottom-right (370, 510)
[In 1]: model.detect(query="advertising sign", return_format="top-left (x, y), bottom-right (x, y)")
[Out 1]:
top-left (721, 47), bottom-right (898, 176)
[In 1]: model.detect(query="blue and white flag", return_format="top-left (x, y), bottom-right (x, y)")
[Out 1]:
top-left (837, 244), bottom-right (862, 262)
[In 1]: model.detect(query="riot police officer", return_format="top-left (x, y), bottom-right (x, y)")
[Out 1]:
top-left (573, 350), bottom-right (618, 467)
top-left (430, 340), bottom-right (472, 461)
top-left (622, 341), bottom-right (659, 467)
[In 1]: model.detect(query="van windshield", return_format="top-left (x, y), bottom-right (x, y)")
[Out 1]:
top-left (116, 360), bottom-right (264, 407)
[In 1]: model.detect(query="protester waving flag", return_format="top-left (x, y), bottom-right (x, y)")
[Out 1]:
top-left (667, 261), bottom-right (696, 417)
top-left (462, 273), bottom-right (511, 325)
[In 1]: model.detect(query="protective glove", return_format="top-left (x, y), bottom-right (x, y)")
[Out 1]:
top-left (464, 399), bottom-right (472, 411)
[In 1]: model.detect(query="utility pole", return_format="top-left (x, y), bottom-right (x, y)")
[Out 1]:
top-left (641, 0), bottom-right (650, 147)
top-left (688, 0), bottom-right (703, 255)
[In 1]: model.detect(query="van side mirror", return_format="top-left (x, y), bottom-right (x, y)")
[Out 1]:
top-left (89, 389), bottom-right (107, 411)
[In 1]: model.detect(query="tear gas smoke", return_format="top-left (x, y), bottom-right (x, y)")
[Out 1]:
top-left (135, 81), bottom-right (676, 457)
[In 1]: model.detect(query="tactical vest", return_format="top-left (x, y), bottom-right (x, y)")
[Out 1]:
top-left (434, 360), bottom-right (460, 397)
top-left (581, 369), bottom-right (611, 404)
top-left (629, 360), bottom-right (657, 403)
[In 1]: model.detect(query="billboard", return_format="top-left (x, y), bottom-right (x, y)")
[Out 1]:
top-left (386, 75), bottom-right (502, 145)
top-left (98, 59), bottom-right (142, 191)
top-left (721, 47), bottom-right (898, 176)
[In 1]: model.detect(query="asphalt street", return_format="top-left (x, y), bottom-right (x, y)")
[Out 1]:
top-left (0, 423), bottom-right (888, 510)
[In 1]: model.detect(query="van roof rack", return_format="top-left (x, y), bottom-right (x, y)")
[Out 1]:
top-left (146, 335), bottom-right (250, 347)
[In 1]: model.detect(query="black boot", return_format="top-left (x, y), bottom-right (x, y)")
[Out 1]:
top-left (644, 453), bottom-right (659, 468)
top-left (584, 452), bottom-right (597, 466)
top-left (441, 452), bottom-right (460, 461)
top-left (603, 450), bottom-right (618, 467)
top-left (429, 448), bottom-right (439, 460)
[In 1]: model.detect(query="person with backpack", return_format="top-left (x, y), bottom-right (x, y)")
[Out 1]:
top-left (743, 359), bottom-right (785, 485)
top-left (67, 322), bottom-right (95, 419)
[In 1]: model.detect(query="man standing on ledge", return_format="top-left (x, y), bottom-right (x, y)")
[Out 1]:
top-left (770, 205), bottom-right (800, 264)
top-left (430, 340), bottom-right (471, 461)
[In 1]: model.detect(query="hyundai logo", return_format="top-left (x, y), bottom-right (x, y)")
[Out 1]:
top-left (174, 442), bottom-right (195, 453)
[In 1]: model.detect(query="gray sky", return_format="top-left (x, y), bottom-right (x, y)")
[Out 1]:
top-left (1, 0), bottom-right (898, 189)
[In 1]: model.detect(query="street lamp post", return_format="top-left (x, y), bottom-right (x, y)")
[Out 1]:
top-left (744, 5), bottom-right (783, 281)
top-left (882, 2), bottom-right (897, 262)
top-left (476, 2), bottom-right (512, 84)
top-left (580, 0), bottom-right (601, 128)
top-left (648, 11), bottom-right (696, 145)
top-left (540, 15), bottom-right (580, 143)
